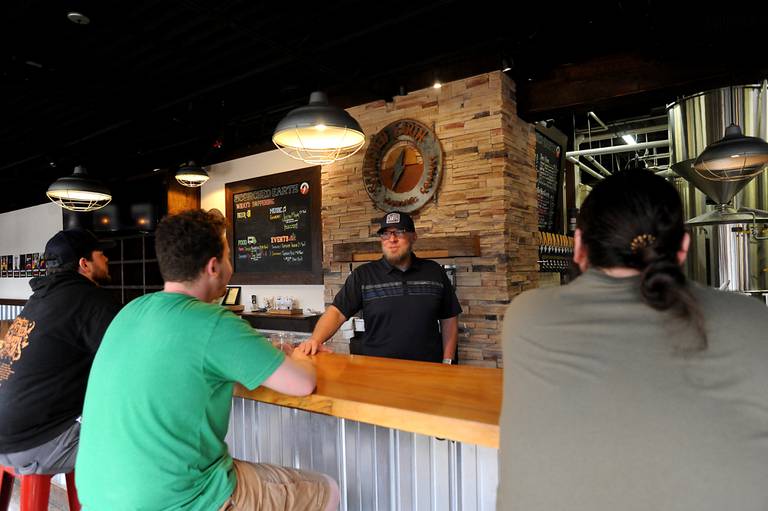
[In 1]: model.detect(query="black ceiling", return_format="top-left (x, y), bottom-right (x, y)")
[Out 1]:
top-left (3, 0), bottom-right (768, 213)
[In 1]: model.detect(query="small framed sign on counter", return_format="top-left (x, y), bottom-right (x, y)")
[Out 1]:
top-left (225, 166), bottom-right (322, 285)
top-left (222, 286), bottom-right (241, 306)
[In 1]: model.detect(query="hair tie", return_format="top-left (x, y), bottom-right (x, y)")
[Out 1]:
top-left (630, 234), bottom-right (656, 253)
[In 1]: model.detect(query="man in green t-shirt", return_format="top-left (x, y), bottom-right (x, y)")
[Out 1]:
top-left (76, 209), bottom-right (338, 511)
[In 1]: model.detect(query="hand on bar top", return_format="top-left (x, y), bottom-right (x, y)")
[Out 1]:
top-left (289, 347), bottom-right (313, 361)
top-left (296, 337), bottom-right (333, 356)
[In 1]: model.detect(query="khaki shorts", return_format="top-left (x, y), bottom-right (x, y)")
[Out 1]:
top-left (218, 459), bottom-right (333, 511)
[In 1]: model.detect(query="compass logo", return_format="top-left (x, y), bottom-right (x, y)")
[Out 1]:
top-left (362, 119), bottom-right (443, 213)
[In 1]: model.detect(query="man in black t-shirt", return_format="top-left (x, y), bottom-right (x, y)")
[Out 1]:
top-left (297, 211), bottom-right (462, 363)
top-left (0, 229), bottom-right (121, 475)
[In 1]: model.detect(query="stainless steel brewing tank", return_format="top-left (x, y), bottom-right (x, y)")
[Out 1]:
top-left (667, 84), bottom-right (768, 291)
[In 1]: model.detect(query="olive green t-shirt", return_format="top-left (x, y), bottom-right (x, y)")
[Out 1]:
top-left (499, 270), bottom-right (768, 511)
top-left (76, 292), bottom-right (285, 511)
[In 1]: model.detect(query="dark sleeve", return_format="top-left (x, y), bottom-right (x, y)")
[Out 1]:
top-left (332, 268), bottom-right (363, 319)
top-left (438, 267), bottom-right (462, 319)
top-left (79, 288), bottom-right (122, 353)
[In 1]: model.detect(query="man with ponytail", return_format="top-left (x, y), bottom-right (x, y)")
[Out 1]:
top-left (498, 169), bottom-right (768, 511)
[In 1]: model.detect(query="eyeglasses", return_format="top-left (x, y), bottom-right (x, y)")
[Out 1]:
top-left (379, 229), bottom-right (408, 240)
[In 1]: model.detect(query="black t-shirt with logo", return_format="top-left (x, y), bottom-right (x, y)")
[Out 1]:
top-left (332, 256), bottom-right (462, 362)
top-left (0, 271), bottom-right (121, 452)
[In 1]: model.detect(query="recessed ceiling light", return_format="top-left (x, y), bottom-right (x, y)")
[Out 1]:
top-left (433, 81), bottom-right (442, 89)
top-left (67, 12), bottom-right (90, 25)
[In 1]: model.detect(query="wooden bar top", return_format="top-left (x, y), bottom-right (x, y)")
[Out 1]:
top-left (234, 352), bottom-right (502, 448)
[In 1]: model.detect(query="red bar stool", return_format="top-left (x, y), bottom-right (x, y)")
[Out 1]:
top-left (0, 465), bottom-right (81, 511)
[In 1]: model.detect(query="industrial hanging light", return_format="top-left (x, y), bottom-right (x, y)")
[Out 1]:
top-left (175, 161), bottom-right (209, 188)
top-left (693, 84), bottom-right (768, 182)
top-left (46, 165), bottom-right (112, 212)
top-left (272, 91), bottom-right (365, 164)
top-left (693, 123), bottom-right (768, 181)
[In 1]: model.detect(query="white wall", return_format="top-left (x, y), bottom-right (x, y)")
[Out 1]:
top-left (0, 203), bottom-right (63, 299)
top-left (201, 150), bottom-right (325, 312)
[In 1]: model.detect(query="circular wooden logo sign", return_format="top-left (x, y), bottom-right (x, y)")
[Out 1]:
top-left (362, 119), bottom-right (442, 213)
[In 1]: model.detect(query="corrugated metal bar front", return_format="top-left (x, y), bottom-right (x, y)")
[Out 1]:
top-left (0, 304), bottom-right (23, 320)
top-left (226, 398), bottom-right (498, 511)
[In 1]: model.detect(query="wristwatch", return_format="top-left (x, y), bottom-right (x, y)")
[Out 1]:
top-left (442, 358), bottom-right (453, 365)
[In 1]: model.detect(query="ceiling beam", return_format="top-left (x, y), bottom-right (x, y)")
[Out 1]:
top-left (516, 54), bottom-right (768, 121)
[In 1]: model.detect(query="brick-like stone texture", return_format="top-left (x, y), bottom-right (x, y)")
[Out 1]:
top-left (320, 72), bottom-right (537, 367)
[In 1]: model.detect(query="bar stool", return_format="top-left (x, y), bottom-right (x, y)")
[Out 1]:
top-left (0, 465), bottom-right (81, 511)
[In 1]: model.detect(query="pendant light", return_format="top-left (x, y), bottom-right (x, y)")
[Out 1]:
top-left (693, 85), bottom-right (768, 181)
top-left (46, 165), bottom-right (112, 212)
top-left (272, 91), bottom-right (365, 164)
top-left (175, 161), bottom-right (209, 188)
top-left (693, 124), bottom-right (768, 181)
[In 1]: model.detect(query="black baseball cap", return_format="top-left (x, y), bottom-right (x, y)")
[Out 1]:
top-left (43, 229), bottom-right (115, 268)
top-left (376, 211), bottom-right (415, 234)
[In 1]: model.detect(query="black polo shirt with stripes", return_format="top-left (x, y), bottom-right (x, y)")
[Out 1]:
top-left (332, 255), bottom-right (462, 362)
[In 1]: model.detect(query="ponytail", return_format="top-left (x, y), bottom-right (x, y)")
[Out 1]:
top-left (640, 258), bottom-right (706, 352)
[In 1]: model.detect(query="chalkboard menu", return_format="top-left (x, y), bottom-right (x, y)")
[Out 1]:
top-left (225, 166), bottom-right (322, 285)
top-left (535, 130), bottom-right (563, 232)
top-left (233, 184), bottom-right (311, 273)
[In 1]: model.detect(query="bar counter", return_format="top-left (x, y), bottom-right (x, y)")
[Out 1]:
top-left (235, 353), bottom-right (501, 448)
top-left (234, 352), bottom-right (502, 448)
top-left (227, 353), bottom-right (501, 509)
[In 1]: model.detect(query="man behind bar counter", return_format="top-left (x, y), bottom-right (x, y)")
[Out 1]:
top-left (76, 210), bottom-right (339, 511)
top-left (0, 229), bottom-right (120, 477)
top-left (297, 211), bottom-right (462, 363)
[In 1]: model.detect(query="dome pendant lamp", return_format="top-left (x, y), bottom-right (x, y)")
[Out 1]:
top-left (272, 91), bottom-right (365, 165)
top-left (175, 161), bottom-right (210, 188)
top-left (46, 165), bottom-right (112, 212)
top-left (693, 85), bottom-right (768, 182)
top-left (693, 123), bottom-right (768, 181)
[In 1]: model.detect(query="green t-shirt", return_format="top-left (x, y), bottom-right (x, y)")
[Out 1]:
top-left (75, 292), bottom-right (285, 511)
